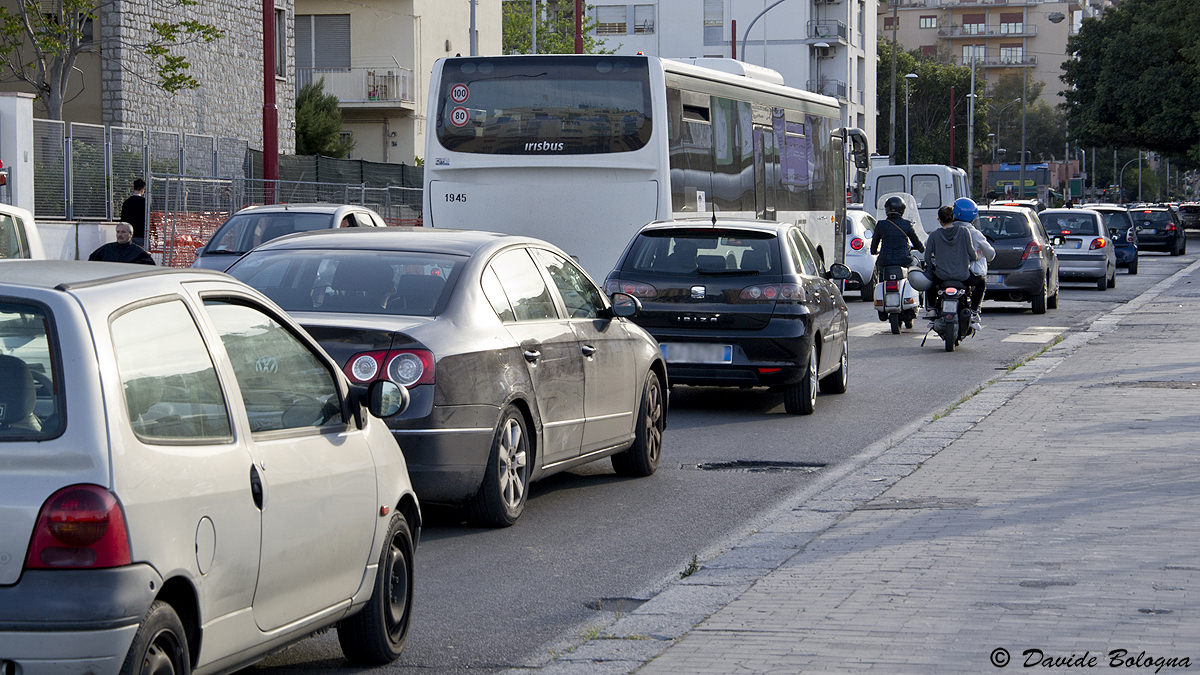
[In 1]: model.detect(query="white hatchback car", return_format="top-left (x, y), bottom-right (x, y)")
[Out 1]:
top-left (1039, 208), bottom-right (1117, 290)
top-left (843, 207), bottom-right (878, 302)
top-left (0, 203), bottom-right (46, 260)
top-left (0, 262), bottom-right (419, 674)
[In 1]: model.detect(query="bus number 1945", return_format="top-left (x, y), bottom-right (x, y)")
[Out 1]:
top-left (445, 193), bottom-right (467, 203)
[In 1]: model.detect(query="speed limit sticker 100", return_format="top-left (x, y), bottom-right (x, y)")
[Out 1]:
top-left (450, 106), bottom-right (470, 127)
top-left (450, 84), bottom-right (469, 103)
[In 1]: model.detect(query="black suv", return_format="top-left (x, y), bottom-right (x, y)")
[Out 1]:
top-left (1128, 207), bottom-right (1187, 255)
top-left (606, 219), bottom-right (851, 415)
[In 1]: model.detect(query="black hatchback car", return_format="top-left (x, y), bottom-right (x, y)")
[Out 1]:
top-left (605, 219), bottom-right (850, 415)
top-left (1128, 206), bottom-right (1187, 255)
top-left (975, 206), bottom-right (1060, 314)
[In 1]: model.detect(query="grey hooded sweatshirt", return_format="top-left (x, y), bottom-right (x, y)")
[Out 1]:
top-left (924, 222), bottom-right (978, 283)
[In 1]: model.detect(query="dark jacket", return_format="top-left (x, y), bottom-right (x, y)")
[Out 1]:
top-left (924, 223), bottom-right (977, 282)
top-left (120, 194), bottom-right (147, 239)
top-left (89, 242), bottom-right (155, 265)
top-left (870, 216), bottom-right (925, 267)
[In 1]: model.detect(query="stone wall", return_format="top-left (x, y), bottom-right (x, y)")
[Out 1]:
top-left (100, 0), bottom-right (295, 154)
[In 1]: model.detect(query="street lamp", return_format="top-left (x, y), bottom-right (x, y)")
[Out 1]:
top-left (1118, 153), bottom-right (1142, 203)
top-left (813, 42), bottom-right (830, 95)
top-left (988, 133), bottom-right (996, 163)
top-left (905, 73), bottom-right (918, 164)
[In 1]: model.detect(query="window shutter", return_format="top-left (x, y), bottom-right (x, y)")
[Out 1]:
top-left (296, 15), bottom-right (313, 69)
top-left (313, 14), bottom-right (352, 70)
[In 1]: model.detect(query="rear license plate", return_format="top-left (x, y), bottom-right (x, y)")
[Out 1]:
top-left (987, 274), bottom-right (1003, 284)
top-left (660, 343), bottom-right (733, 364)
top-left (1068, 240), bottom-right (1082, 249)
top-left (1139, 227), bottom-right (1156, 234)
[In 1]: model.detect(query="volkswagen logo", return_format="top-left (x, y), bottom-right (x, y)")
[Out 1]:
top-left (255, 356), bottom-right (279, 373)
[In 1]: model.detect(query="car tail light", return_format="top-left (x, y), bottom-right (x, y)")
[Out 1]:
top-left (850, 237), bottom-right (865, 251)
top-left (25, 485), bottom-right (131, 569)
top-left (1022, 240), bottom-right (1041, 261)
top-left (1166, 224), bottom-right (1176, 232)
top-left (604, 279), bottom-right (657, 298)
top-left (1090, 238), bottom-right (1107, 250)
top-left (740, 283), bottom-right (802, 301)
top-left (344, 349), bottom-right (434, 388)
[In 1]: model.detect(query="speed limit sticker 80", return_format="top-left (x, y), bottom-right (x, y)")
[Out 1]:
top-left (450, 106), bottom-right (470, 127)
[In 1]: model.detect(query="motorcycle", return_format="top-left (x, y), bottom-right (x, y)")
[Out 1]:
top-left (873, 261), bottom-right (921, 334)
top-left (927, 281), bottom-right (975, 352)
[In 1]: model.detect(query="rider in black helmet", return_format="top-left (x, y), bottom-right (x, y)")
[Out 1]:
top-left (871, 196), bottom-right (925, 271)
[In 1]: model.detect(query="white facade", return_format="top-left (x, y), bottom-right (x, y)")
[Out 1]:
top-left (588, 0), bottom-right (878, 152)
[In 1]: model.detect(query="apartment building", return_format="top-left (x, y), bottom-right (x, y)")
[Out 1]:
top-left (294, 0), bottom-right (501, 164)
top-left (587, 0), bottom-right (878, 152)
top-left (878, 0), bottom-right (1113, 102)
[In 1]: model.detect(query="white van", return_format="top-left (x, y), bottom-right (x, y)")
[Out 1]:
top-left (862, 164), bottom-right (970, 236)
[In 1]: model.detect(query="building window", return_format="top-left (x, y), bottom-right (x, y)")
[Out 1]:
top-left (961, 13), bottom-right (985, 34)
top-left (275, 8), bottom-right (287, 78)
top-left (596, 5), bottom-right (627, 35)
top-left (921, 45), bottom-right (937, 57)
top-left (704, 0), bottom-right (722, 44)
top-left (962, 44), bottom-right (985, 63)
top-left (295, 14), bottom-right (352, 70)
top-left (999, 12), bottom-right (1024, 34)
top-left (883, 16), bottom-right (899, 30)
top-left (999, 45), bottom-right (1024, 64)
top-left (634, 4), bottom-right (655, 34)
top-left (919, 15), bottom-right (937, 29)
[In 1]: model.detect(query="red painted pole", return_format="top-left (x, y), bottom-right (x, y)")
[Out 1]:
top-left (948, 86), bottom-right (955, 167)
top-left (262, 0), bottom-right (278, 204)
top-left (732, 19), bottom-right (737, 59)
top-left (575, 0), bottom-right (583, 53)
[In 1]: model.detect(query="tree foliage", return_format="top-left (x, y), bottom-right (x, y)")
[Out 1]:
top-left (502, 1), bottom-right (614, 55)
top-left (295, 78), bottom-right (354, 158)
top-left (1062, 0), bottom-right (1200, 164)
top-left (0, 0), bottom-right (222, 120)
top-left (985, 72), bottom-right (1065, 165)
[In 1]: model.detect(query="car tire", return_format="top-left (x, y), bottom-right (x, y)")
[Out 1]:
top-left (1096, 275), bottom-right (1107, 291)
top-left (469, 407), bottom-right (530, 527)
top-left (337, 513), bottom-right (414, 665)
top-left (1128, 258), bottom-right (1139, 275)
top-left (1171, 239), bottom-right (1182, 256)
top-left (1107, 270), bottom-right (1116, 288)
top-left (120, 601), bottom-right (189, 675)
top-left (1032, 282), bottom-right (1047, 315)
top-left (1182, 238), bottom-right (1187, 255)
top-left (611, 371), bottom-right (665, 477)
top-left (1047, 289), bottom-right (1059, 310)
top-left (784, 343), bottom-right (818, 415)
top-left (818, 340), bottom-right (848, 395)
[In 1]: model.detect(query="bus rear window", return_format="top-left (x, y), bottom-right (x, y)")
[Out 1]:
top-left (434, 56), bottom-right (652, 155)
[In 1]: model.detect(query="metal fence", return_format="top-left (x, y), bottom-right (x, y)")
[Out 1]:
top-left (148, 175), bottom-right (423, 267)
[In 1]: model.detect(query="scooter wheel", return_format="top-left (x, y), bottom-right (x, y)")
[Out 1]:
top-left (889, 314), bottom-right (901, 334)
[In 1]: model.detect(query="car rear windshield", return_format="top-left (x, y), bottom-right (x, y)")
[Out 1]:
top-left (976, 212), bottom-right (1031, 240)
top-left (1040, 213), bottom-right (1099, 236)
top-left (1133, 211), bottom-right (1173, 225)
top-left (1095, 210), bottom-right (1133, 231)
top-left (204, 212), bottom-right (334, 254)
top-left (0, 299), bottom-right (63, 440)
top-left (228, 249), bottom-right (464, 316)
top-left (1180, 205), bottom-right (1200, 214)
top-left (621, 229), bottom-right (780, 275)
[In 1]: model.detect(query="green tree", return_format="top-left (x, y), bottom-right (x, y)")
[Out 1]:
top-left (985, 72), bottom-right (1065, 164)
top-left (295, 78), bottom-right (354, 158)
top-left (502, 1), bottom-right (614, 54)
top-left (1062, 0), bottom-right (1200, 164)
top-left (877, 39), bottom-right (986, 168)
top-left (0, 0), bottom-right (223, 120)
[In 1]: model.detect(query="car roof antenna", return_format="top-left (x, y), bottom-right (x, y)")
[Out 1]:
top-left (709, 174), bottom-right (718, 227)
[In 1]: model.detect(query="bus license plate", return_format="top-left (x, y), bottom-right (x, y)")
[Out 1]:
top-left (660, 343), bottom-right (733, 364)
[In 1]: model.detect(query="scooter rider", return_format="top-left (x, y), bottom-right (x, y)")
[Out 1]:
top-left (871, 196), bottom-right (925, 271)
top-left (924, 198), bottom-right (979, 296)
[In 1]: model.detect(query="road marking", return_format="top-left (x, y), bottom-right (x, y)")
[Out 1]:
top-left (849, 321), bottom-right (928, 339)
top-left (1001, 326), bottom-right (1067, 343)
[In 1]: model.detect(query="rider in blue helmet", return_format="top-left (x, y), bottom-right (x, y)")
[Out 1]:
top-left (954, 198), bottom-right (995, 322)
top-left (923, 199), bottom-right (979, 316)
top-left (952, 197), bottom-right (979, 224)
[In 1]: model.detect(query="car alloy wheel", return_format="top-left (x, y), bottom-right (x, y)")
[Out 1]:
top-left (784, 343), bottom-right (818, 415)
top-left (612, 371), bottom-right (665, 476)
top-left (819, 340), bottom-right (848, 395)
top-left (470, 408), bottom-right (530, 527)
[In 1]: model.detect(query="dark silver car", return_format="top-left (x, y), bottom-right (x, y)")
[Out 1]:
top-left (191, 203), bottom-right (388, 271)
top-left (976, 206), bottom-right (1060, 314)
top-left (227, 228), bottom-right (667, 527)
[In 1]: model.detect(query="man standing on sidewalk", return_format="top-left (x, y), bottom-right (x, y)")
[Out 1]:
top-left (120, 179), bottom-right (147, 248)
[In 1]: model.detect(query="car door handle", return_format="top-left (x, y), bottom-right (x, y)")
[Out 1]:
top-left (523, 349), bottom-right (541, 363)
top-left (581, 345), bottom-right (597, 357)
top-left (249, 465), bottom-right (263, 510)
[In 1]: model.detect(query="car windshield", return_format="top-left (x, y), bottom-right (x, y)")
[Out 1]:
top-left (1041, 213), bottom-right (1098, 236)
top-left (228, 249), bottom-right (464, 316)
top-left (976, 212), bottom-right (1031, 240)
top-left (0, 299), bottom-right (63, 439)
top-left (204, 212), bottom-right (334, 254)
top-left (623, 229), bottom-right (779, 275)
top-left (1133, 211), bottom-right (1173, 225)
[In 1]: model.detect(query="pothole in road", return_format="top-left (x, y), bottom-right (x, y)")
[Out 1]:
top-left (684, 460), bottom-right (826, 473)
top-left (585, 597), bottom-right (648, 612)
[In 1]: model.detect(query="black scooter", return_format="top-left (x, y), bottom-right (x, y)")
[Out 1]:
top-left (926, 281), bottom-right (974, 352)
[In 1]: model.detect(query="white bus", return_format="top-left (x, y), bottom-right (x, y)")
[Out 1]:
top-left (423, 54), bottom-right (868, 279)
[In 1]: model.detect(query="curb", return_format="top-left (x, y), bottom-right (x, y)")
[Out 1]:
top-left (505, 258), bottom-right (1200, 675)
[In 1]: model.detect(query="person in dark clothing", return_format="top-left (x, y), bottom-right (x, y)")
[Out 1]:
top-left (89, 223), bottom-right (155, 265)
top-left (870, 196), bottom-right (925, 270)
top-left (120, 179), bottom-right (147, 248)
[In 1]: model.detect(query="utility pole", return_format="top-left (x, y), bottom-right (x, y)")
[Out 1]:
top-left (531, 0), bottom-right (537, 53)
top-left (888, 0), bottom-right (898, 161)
top-left (574, 0), bottom-right (582, 53)
top-left (966, 59), bottom-right (976, 196)
top-left (469, 0), bottom-right (477, 56)
top-left (1019, 70), bottom-right (1027, 199)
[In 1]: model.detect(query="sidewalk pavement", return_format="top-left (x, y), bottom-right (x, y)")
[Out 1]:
top-left (515, 258), bottom-right (1200, 674)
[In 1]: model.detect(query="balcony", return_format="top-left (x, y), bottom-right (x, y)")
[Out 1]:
top-left (808, 20), bottom-right (849, 43)
top-left (806, 79), bottom-right (849, 101)
top-left (296, 66), bottom-right (416, 110)
top-left (938, 24), bottom-right (1037, 37)
top-left (978, 55), bottom-right (1038, 67)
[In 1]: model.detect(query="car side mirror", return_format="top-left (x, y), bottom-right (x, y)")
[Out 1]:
top-left (609, 291), bottom-right (642, 318)
top-left (827, 263), bottom-right (852, 280)
top-left (368, 380), bottom-right (408, 418)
